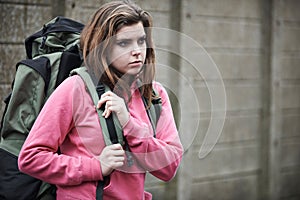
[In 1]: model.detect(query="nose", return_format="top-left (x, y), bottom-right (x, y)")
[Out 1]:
top-left (131, 47), bottom-right (141, 56)
top-left (131, 41), bottom-right (143, 56)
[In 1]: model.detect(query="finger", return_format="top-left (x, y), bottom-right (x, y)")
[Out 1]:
top-left (103, 107), bottom-right (112, 118)
top-left (101, 91), bottom-right (115, 100)
top-left (112, 149), bottom-right (125, 157)
top-left (113, 155), bottom-right (125, 162)
top-left (106, 100), bottom-right (117, 118)
top-left (112, 161), bottom-right (124, 169)
top-left (99, 98), bottom-right (111, 115)
top-left (97, 97), bottom-right (108, 109)
top-left (97, 92), bottom-right (114, 109)
top-left (114, 161), bottom-right (125, 168)
top-left (102, 109), bottom-right (107, 117)
top-left (101, 160), bottom-right (123, 171)
top-left (104, 91), bottom-right (114, 97)
top-left (112, 154), bottom-right (125, 161)
top-left (109, 143), bottom-right (123, 150)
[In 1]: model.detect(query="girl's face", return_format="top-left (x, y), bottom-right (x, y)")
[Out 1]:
top-left (109, 22), bottom-right (147, 76)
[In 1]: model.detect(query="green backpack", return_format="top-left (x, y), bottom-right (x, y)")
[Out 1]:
top-left (0, 16), bottom-right (84, 200)
top-left (0, 17), bottom-right (161, 200)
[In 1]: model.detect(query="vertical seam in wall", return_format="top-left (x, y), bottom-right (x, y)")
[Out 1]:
top-left (166, 1), bottom-right (182, 200)
top-left (260, 0), bottom-right (284, 199)
top-left (259, 0), bottom-right (272, 199)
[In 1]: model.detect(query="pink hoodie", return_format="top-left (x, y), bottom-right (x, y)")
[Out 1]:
top-left (18, 75), bottom-right (183, 200)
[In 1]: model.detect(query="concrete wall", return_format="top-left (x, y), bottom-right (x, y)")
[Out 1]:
top-left (178, 0), bottom-right (261, 199)
top-left (1, 0), bottom-right (300, 199)
top-left (178, 0), bottom-right (300, 200)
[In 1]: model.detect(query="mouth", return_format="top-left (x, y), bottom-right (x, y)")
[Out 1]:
top-left (129, 60), bottom-right (143, 64)
top-left (128, 60), bottom-right (143, 68)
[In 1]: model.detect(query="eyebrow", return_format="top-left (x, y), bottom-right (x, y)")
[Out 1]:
top-left (116, 34), bottom-right (146, 41)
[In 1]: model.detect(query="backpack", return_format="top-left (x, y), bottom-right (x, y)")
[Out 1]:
top-left (0, 17), bottom-right (162, 200)
top-left (0, 16), bottom-right (84, 200)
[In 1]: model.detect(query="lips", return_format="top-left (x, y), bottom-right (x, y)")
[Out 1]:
top-left (129, 60), bottom-right (142, 64)
top-left (129, 60), bottom-right (143, 67)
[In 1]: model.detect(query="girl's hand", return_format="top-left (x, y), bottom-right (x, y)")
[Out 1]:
top-left (98, 144), bottom-right (125, 176)
top-left (97, 91), bottom-right (129, 127)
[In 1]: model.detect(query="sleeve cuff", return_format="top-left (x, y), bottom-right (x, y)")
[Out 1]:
top-left (80, 156), bottom-right (103, 182)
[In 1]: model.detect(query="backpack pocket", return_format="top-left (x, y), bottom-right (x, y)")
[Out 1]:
top-left (0, 148), bottom-right (42, 200)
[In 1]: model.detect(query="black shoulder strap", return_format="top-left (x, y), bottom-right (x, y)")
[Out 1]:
top-left (151, 89), bottom-right (162, 126)
top-left (96, 83), bottom-right (119, 144)
top-left (70, 67), bottom-right (123, 145)
top-left (96, 180), bottom-right (105, 200)
top-left (141, 94), bottom-right (162, 138)
top-left (17, 57), bottom-right (51, 94)
top-left (55, 45), bottom-right (83, 88)
top-left (137, 80), bottom-right (162, 138)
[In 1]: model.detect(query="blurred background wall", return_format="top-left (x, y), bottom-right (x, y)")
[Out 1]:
top-left (0, 0), bottom-right (299, 199)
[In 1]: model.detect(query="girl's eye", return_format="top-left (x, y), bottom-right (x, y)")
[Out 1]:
top-left (117, 41), bottom-right (128, 47)
top-left (138, 37), bottom-right (146, 45)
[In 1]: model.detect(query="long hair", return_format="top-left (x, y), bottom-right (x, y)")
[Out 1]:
top-left (80, 0), bottom-right (156, 104)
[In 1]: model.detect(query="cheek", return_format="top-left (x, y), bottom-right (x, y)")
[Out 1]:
top-left (110, 48), bottom-right (127, 64)
top-left (110, 51), bottom-right (130, 70)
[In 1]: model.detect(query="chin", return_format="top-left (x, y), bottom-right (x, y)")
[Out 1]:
top-left (127, 68), bottom-right (143, 76)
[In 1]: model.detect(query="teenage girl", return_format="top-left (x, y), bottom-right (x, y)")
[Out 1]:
top-left (18, 1), bottom-right (183, 199)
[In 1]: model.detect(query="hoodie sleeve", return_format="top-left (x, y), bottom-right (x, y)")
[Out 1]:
top-left (122, 82), bottom-right (183, 181)
top-left (18, 76), bottom-right (103, 186)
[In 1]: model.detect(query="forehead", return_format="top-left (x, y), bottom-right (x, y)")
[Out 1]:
top-left (116, 22), bottom-right (145, 39)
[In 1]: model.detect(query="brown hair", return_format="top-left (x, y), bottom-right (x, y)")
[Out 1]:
top-left (80, 0), bottom-right (156, 104)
